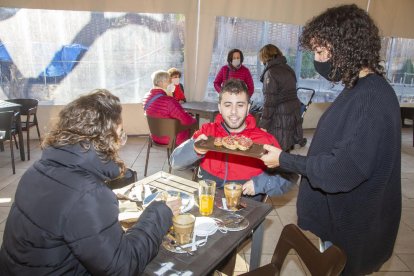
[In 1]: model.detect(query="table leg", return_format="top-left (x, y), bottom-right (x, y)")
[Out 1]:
top-left (249, 221), bottom-right (265, 270)
top-left (210, 111), bottom-right (219, 123)
top-left (195, 114), bottom-right (200, 127)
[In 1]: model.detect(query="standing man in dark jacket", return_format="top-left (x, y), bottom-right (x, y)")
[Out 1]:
top-left (260, 5), bottom-right (401, 275)
top-left (0, 89), bottom-right (180, 275)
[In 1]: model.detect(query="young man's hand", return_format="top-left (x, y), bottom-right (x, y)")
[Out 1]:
top-left (194, 134), bottom-right (209, 155)
top-left (242, 180), bottom-right (256, 196)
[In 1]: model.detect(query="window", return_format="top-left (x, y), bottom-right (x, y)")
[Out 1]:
top-left (207, 17), bottom-right (300, 104)
top-left (208, 16), bottom-right (414, 104)
top-left (384, 37), bottom-right (414, 103)
top-left (0, 8), bottom-right (185, 104)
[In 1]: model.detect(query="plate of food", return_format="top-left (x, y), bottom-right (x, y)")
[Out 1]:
top-left (194, 136), bottom-right (266, 159)
top-left (143, 190), bottom-right (195, 213)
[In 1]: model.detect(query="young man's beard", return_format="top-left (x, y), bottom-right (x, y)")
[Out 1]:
top-left (223, 114), bottom-right (248, 131)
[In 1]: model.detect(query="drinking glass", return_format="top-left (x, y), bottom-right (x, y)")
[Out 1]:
top-left (198, 179), bottom-right (216, 216)
top-left (172, 213), bottom-right (196, 244)
top-left (224, 182), bottom-right (242, 210)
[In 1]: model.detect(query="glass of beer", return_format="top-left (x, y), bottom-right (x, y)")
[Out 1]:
top-left (224, 182), bottom-right (242, 210)
top-left (198, 179), bottom-right (216, 216)
top-left (172, 214), bottom-right (196, 244)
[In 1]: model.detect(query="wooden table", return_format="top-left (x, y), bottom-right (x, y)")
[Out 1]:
top-left (182, 101), bottom-right (219, 126)
top-left (116, 171), bottom-right (272, 275)
top-left (0, 100), bottom-right (25, 160)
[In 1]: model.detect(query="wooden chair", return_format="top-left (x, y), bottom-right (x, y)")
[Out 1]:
top-left (0, 111), bottom-right (18, 174)
top-left (6, 99), bottom-right (41, 160)
top-left (144, 116), bottom-right (196, 176)
top-left (240, 224), bottom-right (346, 276)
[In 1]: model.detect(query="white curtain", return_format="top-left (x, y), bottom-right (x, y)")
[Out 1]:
top-left (2, 0), bottom-right (413, 101)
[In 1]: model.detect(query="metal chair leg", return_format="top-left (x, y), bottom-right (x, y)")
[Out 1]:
top-left (26, 126), bottom-right (31, 160)
top-left (167, 148), bottom-right (172, 173)
top-left (10, 136), bottom-right (15, 174)
top-left (35, 115), bottom-right (41, 141)
top-left (144, 136), bottom-right (151, 176)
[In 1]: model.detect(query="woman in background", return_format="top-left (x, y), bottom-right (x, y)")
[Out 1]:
top-left (214, 48), bottom-right (254, 96)
top-left (258, 44), bottom-right (304, 151)
top-left (0, 89), bottom-right (179, 275)
top-left (167, 67), bottom-right (186, 103)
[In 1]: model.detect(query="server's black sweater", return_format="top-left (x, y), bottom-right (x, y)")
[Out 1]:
top-left (280, 74), bottom-right (401, 275)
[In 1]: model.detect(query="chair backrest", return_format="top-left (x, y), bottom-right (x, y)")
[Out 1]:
top-left (145, 116), bottom-right (183, 149)
top-left (106, 168), bottom-right (138, 190)
top-left (0, 111), bottom-right (15, 141)
top-left (272, 224), bottom-right (346, 276)
top-left (6, 98), bottom-right (39, 116)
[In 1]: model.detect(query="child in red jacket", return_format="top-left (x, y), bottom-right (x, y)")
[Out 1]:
top-left (167, 67), bottom-right (186, 103)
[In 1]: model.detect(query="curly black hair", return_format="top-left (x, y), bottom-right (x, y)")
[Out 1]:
top-left (300, 4), bottom-right (384, 88)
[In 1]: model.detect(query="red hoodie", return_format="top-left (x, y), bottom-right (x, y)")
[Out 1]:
top-left (193, 114), bottom-right (280, 181)
top-left (173, 84), bottom-right (186, 102)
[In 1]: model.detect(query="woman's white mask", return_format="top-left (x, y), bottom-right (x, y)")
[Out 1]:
top-left (166, 83), bottom-right (175, 94)
top-left (171, 78), bottom-right (180, 85)
top-left (232, 59), bottom-right (241, 67)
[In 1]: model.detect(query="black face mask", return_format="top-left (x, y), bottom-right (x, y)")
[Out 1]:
top-left (314, 60), bottom-right (342, 82)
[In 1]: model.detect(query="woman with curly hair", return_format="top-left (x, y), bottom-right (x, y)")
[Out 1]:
top-left (0, 89), bottom-right (180, 275)
top-left (260, 4), bottom-right (401, 275)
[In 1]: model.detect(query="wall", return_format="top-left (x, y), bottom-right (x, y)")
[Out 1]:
top-left (36, 103), bottom-right (149, 137)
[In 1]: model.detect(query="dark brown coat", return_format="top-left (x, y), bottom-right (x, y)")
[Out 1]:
top-left (259, 56), bottom-right (303, 151)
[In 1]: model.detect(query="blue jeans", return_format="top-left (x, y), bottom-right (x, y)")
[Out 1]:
top-left (319, 239), bottom-right (333, 252)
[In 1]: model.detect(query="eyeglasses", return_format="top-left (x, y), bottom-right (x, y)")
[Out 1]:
top-left (119, 129), bottom-right (127, 146)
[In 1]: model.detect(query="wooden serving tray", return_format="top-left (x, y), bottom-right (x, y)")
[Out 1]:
top-left (194, 136), bottom-right (266, 159)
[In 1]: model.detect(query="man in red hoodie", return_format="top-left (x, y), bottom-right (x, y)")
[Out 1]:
top-left (170, 79), bottom-right (296, 198)
top-left (142, 70), bottom-right (196, 146)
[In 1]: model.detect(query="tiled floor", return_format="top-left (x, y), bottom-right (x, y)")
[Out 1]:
top-left (1, 128), bottom-right (414, 275)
